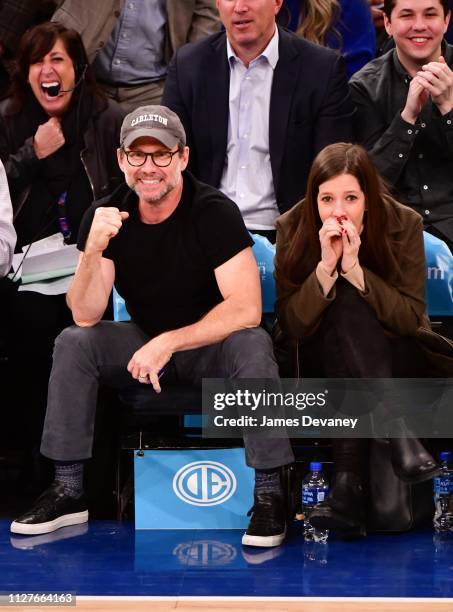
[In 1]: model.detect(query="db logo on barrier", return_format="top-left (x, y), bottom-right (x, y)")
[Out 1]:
top-left (173, 461), bottom-right (237, 506)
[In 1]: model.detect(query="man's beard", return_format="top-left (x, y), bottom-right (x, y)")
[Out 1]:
top-left (140, 181), bottom-right (175, 203)
top-left (128, 172), bottom-right (180, 203)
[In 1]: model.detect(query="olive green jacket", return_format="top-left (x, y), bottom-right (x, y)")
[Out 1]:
top-left (275, 196), bottom-right (453, 375)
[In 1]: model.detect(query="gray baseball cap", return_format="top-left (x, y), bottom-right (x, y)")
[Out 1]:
top-left (120, 105), bottom-right (186, 150)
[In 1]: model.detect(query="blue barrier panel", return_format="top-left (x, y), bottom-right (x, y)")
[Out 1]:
top-left (423, 232), bottom-right (453, 317)
top-left (134, 448), bottom-right (254, 529)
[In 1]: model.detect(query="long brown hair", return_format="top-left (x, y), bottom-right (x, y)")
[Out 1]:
top-left (278, 143), bottom-right (401, 290)
top-left (296, 0), bottom-right (341, 47)
top-left (5, 21), bottom-right (102, 114)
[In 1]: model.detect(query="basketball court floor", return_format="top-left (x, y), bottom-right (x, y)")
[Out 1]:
top-left (1, 519), bottom-right (453, 611)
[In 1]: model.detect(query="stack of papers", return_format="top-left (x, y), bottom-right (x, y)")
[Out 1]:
top-left (10, 233), bottom-right (80, 295)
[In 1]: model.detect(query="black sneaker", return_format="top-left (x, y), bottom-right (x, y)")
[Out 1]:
top-left (10, 482), bottom-right (88, 536)
top-left (242, 491), bottom-right (286, 547)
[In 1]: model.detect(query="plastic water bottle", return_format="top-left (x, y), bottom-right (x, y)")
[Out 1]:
top-left (302, 461), bottom-right (329, 543)
top-left (303, 540), bottom-right (329, 565)
top-left (433, 451), bottom-right (453, 533)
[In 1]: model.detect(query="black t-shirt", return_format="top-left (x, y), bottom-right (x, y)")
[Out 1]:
top-left (77, 172), bottom-right (253, 338)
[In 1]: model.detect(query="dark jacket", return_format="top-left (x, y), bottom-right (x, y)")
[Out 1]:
top-left (349, 45), bottom-right (453, 243)
top-left (162, 26), bottom-right (355, 215)
top-left (0, 94), bottom-right (124, 244)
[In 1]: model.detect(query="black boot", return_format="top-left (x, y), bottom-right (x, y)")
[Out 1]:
top-left (309, 472), bottom-right (366, 538)
top-left (388, 418), bottom-right (440, 484)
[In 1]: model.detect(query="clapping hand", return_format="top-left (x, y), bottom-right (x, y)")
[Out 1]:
top-left (402, 56), bottom-right (453, 123)
top-left (401, 75), bottom-right (431, 124)
top-left (418, 56), bottom-right (453, 115)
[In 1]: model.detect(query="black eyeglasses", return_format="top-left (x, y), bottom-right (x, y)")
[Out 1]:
top-left (122, 148), bottom-right (180, 167)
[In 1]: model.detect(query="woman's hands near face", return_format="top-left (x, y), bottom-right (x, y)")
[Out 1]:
top-left (319, 216), bottom-right (363, 275)
top-left (33, 117), bottom-right (65, 159)
top-left (319, 217), bottom-right (343, 275)
top-left (341, 218), bottom-right (362, 273)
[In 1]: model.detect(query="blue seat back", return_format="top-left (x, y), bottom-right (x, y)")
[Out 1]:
top-left (250, 233), bottom-right (276, 314)
top-left (113, 286), bottom-right (131, 322)
top-left (423, 231), bottom-right (453, 317)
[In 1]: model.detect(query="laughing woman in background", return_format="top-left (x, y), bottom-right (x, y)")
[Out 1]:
top-left (0, 22), bottom-right (123, 479)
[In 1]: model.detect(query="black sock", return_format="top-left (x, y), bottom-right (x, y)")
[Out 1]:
top-left (254, 468), bottom-right (282, 493)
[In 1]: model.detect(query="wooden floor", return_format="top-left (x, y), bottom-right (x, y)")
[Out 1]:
top-left (5, 598), bottom-right (453, 612)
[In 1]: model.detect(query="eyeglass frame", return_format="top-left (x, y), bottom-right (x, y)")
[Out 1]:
top-left (121, 146), bottom-right (182, 168)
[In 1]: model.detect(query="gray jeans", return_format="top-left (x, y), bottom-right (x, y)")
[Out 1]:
top-left (41, 322), bottom-right (294, 470)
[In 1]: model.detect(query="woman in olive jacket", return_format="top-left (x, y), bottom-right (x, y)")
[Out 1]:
top-left (275, 142), bottom-right (452, 537)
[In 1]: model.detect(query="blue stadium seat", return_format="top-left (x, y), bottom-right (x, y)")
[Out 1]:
top-left (423, 231), bottom-right (453, 318)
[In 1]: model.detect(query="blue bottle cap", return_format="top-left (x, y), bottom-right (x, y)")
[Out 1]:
top-left (310, 461), bottom-right (322, 471)
top-left (440, 451), bottom-right (452, 462)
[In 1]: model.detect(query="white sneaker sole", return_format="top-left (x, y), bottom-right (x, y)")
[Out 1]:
top-left (10, 523), bottom-right (89, 549)
top-left (242, 528), bottom-right (286, 548)
top-left (10, 511), bottom-right (89, 535)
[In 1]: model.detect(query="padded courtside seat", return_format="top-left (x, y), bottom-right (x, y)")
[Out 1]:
top-left (119, 384), bottom-right (202, 414)
top-left (119, 384), bottom-right (202, 436)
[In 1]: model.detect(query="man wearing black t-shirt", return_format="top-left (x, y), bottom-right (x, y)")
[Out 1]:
top-left (10, 105), bottom-right (294, 547)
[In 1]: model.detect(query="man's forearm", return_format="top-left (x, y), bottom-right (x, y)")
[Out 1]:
top-left (160, 296), bottom-right (261, 355)
top-left (67, 251), bottom-right (111, 326)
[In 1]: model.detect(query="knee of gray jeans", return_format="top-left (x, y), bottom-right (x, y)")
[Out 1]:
top-left (222, 327), bottom-right (278, 377)
top-left (53, 324), bottom-right (99, 355)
